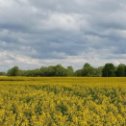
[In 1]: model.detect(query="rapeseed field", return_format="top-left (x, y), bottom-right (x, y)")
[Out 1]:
top-left (0, 77), bottom-right (126, 126)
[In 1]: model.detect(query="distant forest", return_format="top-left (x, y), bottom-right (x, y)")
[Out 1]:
top-left (0, 63), bottom-right (126, 77)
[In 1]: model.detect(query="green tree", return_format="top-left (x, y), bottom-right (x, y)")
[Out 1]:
top-left (40, 65), bottom-right (68, 76)
top-left (102, 63), bottom-right (116, 77)
top-left (0, 72), bottom-right (6, 76)
top-left (116, 64), bottom-right (126, 77)
top-left (82, 63), bottom-right (95, 77)
top-left (7, 66), bottom-right (20, 76)
top-left (75, 69), bottom-right (83, 76)
top-left (66, 66), bottom-right (74, 76)
top-left (45, 66), bottom-right (55, 76)
top-left (54, 65), bottom-right (67, 76)
top-left (93, 67), bottom-right (103, 77)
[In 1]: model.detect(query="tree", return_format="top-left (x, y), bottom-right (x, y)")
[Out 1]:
top-left (116, 64), bottom-right (126, 77)
top-left (40, 65), bottom-right (68, 76)
top-left (82, 63), bottom-right (95, 77)
top-left (45, 66), bottom-right (56, 76)
top-left (102, 63), bottom-right (116, 77)
top-left (75, 69), bottom-right (83, 76)
top-left (92, 67), bottom-right (103, 77)
top-left (66, 66), bottom-right (74, 76)
top-left (54, 65), bottom-right (67, 76)
top-left (7, 66), bottom-right (20, 76)
top-left (0, 72), bottom-right (6, 76)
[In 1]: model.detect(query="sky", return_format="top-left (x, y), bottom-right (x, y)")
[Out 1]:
top-left (0, 0), bottom-right (126, 71)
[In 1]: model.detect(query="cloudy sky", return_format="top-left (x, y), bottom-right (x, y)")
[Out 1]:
top-left (0, 0), bottom-right (126, 71)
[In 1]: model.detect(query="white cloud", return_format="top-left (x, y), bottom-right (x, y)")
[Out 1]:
top-left (39, 13), bottom-right (83, 31)
top-left (0, 0), bottom-right (126, 71)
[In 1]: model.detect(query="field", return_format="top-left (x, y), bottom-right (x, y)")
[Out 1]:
top-left (0, 77), bottom-right (126, 126)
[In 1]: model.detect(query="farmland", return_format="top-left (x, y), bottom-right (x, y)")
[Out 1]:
top-left (0, 77), bottom-right (126, 126)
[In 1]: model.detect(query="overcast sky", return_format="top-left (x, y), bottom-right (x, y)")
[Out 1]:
top-left (0, 0), bottom-right (126, 71)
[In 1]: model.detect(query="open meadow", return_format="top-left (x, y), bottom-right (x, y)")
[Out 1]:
top-left (0, 77), bottom-right (126, 126)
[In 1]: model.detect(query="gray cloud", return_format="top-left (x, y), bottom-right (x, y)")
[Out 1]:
top-left (0, 0), bottom-right (126, 71)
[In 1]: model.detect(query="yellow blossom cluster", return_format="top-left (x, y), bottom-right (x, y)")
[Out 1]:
top-left (0, 77), bottom-right (125, 126)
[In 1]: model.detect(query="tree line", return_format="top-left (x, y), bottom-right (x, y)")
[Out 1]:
top-left (0, 63), bottom-right (126, 77)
